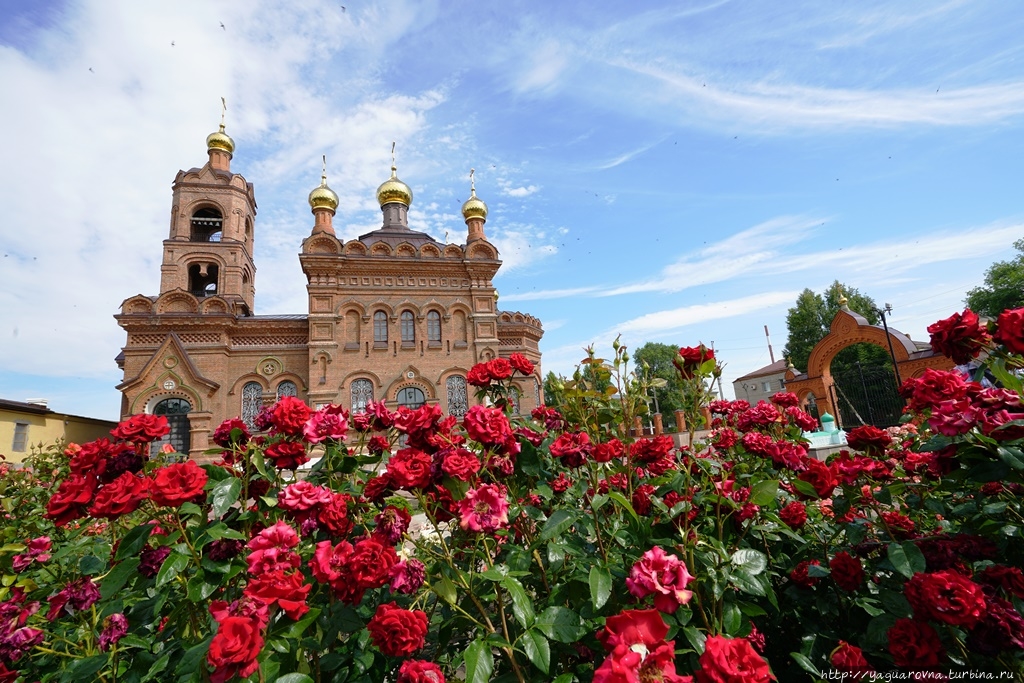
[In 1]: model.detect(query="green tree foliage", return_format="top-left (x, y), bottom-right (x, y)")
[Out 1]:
top-left (782, 281), bottom-right (888, 374)
top-left (965, 238), bottom-right (1024, 317)
top-left (633, 342), bottom-right (685, 431)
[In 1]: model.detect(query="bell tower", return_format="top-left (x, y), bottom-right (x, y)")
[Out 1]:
top-left (159, 110), bottom-right (258, 315)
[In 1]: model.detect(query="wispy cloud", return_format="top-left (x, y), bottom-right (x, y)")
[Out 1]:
top-left (595, 137), bottom-right (667, 170)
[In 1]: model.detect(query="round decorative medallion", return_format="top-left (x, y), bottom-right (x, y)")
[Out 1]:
top-left (262, 362), bottom-right (278, 376)
top-left (406, 371), bottom-right (415, 379)
top-left (163, 379), bottom-right (176, 390)
top-left (163, 356), bottom-right (178, 368)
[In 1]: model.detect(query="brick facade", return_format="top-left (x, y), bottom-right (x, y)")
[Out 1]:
top-left (115, 129), bottom-right (543, 459)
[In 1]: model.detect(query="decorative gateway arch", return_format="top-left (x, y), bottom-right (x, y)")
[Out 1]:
top-left (784, 303), bottom-right (954, 427)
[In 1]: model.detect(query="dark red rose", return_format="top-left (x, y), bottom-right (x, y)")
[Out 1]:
top-left (367, 435), bottom-right (390, 455)
top-left (111, 414), bottom-right (170, 443)
top-left (212, 419), bottom-right (251, 447)
top-left (797, 459), bottom-right (838, 498)
top-left (45, 473), bottom-right (98, 527)
top-left (269, 396), bottom-right (312, 436)
top-left (966, 597), bottom-right (1024, 656)
top-left (397, 660), bottom-right (446, 683)
top-left (508, 353), bottom-right (534, 376)
top-left (790, 559), bottom-right (821, 588)
top-left (549, 431), bottom-right (591, 468)
top-left (887, 618), bottom-right (944, 668)
top-left (373, 505), bottom-right (412, 544)
top-left (265, 440), bottom-right (309, 470)
top-left (779, 501), bottom-right (807, 529)
top-left (207, 616), bottom-right (263, 683)
top-left (846, 425), bottom-right (892, 455)
top-left (694, 635), bottom-right (775, 683)
top-left (139, 545), bottom-right (172, 578)
top-left (900, 368), bottom-right (969, 412)
top-left (388, 448), bottom-right (434, 490)
top-left (927, 308), bottom-right (991, 364)
top-left (68, 438), bottom-right (112, 476)
top-left (150, 460), bottom-right (208, 507)
top-left (830, 552), bottom-right (864, 591)
top-left (905, 570), bottom-right (988, 628)
top-left (463, 405), bottom-right (514, 447)
top-left (348, 537), bottom-right (399, 591)
top-left (676, 345), bottom-right (715, 379)
top-left (629, 436), bottom-right (674, 463)
top-left (367, 602), bottom-right (428, 657)
top-left (593, 439), bottom-right (624, 462)
top-left (632, 484), bottom-right (656, 516)
top-left (466, 364), bottom-right (492, 387)
top-left (318, 493), bottom-right (355, 537)
top-left (763, 440), bottom-right (808, 472)
top-left (89, 472), bottom-right (150, 519)
top-left (441, 448), bottom-right (481, 481)
top-left (994, 307), bottom-right (1024, 354)
top-left (362, 472), bottom-right (394, 503)
top-left (977, 565), bottom-right (1024, 599)
top-left (242, 569), bottom-right (310, 620)
top-left (485, 357), bottom-right (513, 380)
top-left (830, 641), bottom-right (874, 674)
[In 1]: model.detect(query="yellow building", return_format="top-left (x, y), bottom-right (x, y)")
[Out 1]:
top-left (0, 399), bottom-right (117, 464)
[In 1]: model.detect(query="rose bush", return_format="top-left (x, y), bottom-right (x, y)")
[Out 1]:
top-left (0, 309), bottom-right (1022, 681)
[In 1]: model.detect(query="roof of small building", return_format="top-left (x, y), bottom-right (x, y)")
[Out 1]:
top-left (357, 225), bottom-right (445, 249)
top-left (733, 359), bottom-right (789, 382)
top-left (0, 398), bottom-right (116, 425)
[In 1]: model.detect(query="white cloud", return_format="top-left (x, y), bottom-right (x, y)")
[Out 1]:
top-left (503, 185), bottom-right (539, 197)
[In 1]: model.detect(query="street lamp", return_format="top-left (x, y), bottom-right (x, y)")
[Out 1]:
top-left (876, 303), bottom-right (902, 387)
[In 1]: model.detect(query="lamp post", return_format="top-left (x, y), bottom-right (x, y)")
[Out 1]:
top-left (877, 303), bottom-right (902, 387)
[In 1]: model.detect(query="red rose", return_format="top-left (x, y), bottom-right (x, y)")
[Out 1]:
top-left (150, 461), bottom-right (208, 507)
top-left (207, 616), bottom-right (263, 683)
top-left (549, 432), bottom-right (591, 468)
top-left (68, 438), bottom-right (112, 476)
top-left (348, 537), bottom-right (399, 591)
top-left (367, 602), bottom-right (428, 657)
top-left (270, 396), bottom-right (312, 436)
top-left (593, 439), bottom-right (624, 463)
top-left (441, 448), bottom-right (481, 481)
top-left (264, 440), bottom-right (309, 470)
top-left (797, 460), bottom-right (838, 498)
top-left (508, 353), bottom-right (534, 376)
top-left (110, 414), bottom-right (170, 443)
top-left (830, 552), bottom-right (864, 591)
top-left (676, 345), bottom-right (715, 379)
top-left (243, 570), bottom-right (310, 620)
top-left (779, 501), bottom-right (807, 529)
top-left (632, 484), bottom-right (657, 516)
top-left (900, 368), bottom-right (969, 411)
top-left (977, 565), bottom-right (1024, 599)
top-left (318, 493), bottom-right (355, 537)
top-left (212, 418), bottom-right (251, 447)
top-left (466, 364), bottom-right (492, 387)
top-left (830, 641), bottom-right (873, 674)
top-left (595, 640), bottom-right (690, 683)
top-left (45, 474), bottom-right (98, 527)
top-left (927, 308), bottom-right (991, 364)
top-left (485, 357), bottom-right (513, 380)
top-left (388, 448), bottom-right (434, 490)
top-left (887, 618), bottom-right (944, 668)
top-left (994, 307), bottom-right (1024, 354)
top-left (89, 472), bottom-right (150, 519)
top-left (905, 570), bottom-right (988, 628)
top-left (598, 609), bottom-right (669, 651)
top-left (397, 660), bottom-right (446, 683)
top-left (362, 472), bottom-right (394, 503)
top-left (629, 436), bottom-right (674, 463)
top-left (845, 425), bottom-right (892, 455)
top-left (463, 405), bottom-right (514, 447)
top-left (790, 559), bottom-right (821, 588)
top-left (695, 635), bottom-right (775, 683)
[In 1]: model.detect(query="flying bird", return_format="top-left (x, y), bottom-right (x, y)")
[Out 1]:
top-left (220, 22), bottom-right (226, 30)
top-left (171, 41), bottom-right (175, 46)
top-left (88, 67), bottom-right (94, 73)
top-left (340, 5), bottom-right (346, 11)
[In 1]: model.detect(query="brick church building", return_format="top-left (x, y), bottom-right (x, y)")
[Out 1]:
top-left (115, 122), bottom-right (543, 458)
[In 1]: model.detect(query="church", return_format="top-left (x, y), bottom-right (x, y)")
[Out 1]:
top-left (114, 121), bottom-right (543, 458)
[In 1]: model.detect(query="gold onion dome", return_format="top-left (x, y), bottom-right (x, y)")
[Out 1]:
top-left (206, 123), bottom-right (235, 155)
top-left (376, 165), bottom-right (413, 207)
top-left (461, 187), bottom-right (488, 222)
top-left (308, 173), bottom-right (339, 212)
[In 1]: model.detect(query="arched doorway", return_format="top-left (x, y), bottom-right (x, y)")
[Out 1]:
top-left (827, 343), bottom-right (903, 428)
top-left (152, 397), bottom-right (192, 456)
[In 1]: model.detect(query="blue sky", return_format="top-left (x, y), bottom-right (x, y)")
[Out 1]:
top-left (1, 0), bottom-right (1022, 421)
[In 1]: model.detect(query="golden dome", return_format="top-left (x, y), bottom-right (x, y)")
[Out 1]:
top-left (206, 123), bottom-right (235, 155)
top-left (462, 188), bottom-right (487, 222)
top-left (308, 173), bottom-right (339, 212)
top-left (376, 166), bottom-right (413, 207)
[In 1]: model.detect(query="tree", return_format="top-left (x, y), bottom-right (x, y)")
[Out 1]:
top-left (633, 342), bottom-right (686, 431)
top-left (782, 281), bottom-right (886, 374)
top-left (965, 238), bottom-right (1024, 317)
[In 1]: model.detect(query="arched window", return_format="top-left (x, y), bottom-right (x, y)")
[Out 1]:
top-left (241, 382), bottom-right (263, 430)
top-left (345, 311), bottom-right (361, 349)
top-left (351, 379), bottom-right (373, 413)
top-left (400, 311), bottom-right (415, 346)
top-left (427, 311), bottom-right (441, 347)
top-left (396, 386), bottom-right (425, 410)
top-left (453, 310), bottom-right (468, 347)
top-left (188, 263), bottom-right (219, 297)
top-left (374, 311), bottom-right (388, 347)
top-left (446, 375), bottom-right (468, 417)
top-left (152, 397), bottom-right (192, 456)
top-left (190, 207), bottom-right (223, 242)
top-left (277, 381), bottom-right (298, 400)
top-left (509, 386), bottom-right (521, 415)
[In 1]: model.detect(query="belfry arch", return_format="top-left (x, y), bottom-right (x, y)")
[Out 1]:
top-left (784, 305), bottom-right (953, 424)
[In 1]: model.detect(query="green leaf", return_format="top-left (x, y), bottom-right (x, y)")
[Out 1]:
top-left (608, 491), bottom-right (640, 523)
top-left (251, 449), bottom-right (269, 479)
top-left (589, 566), bottom-right (612, 610)
top-left (60, 654), bottom-right (108, 683)
top-left (275, 675), bottom-right (315, 683)
top-left (174, 636), bottom-right (211, 677)
top-left (79, 554), bottom-right (105, 576)
top-left (283, 607), bottom-right (321, 640)
top-left (433, 576), bottom-right (457, 606)
top-left (749, 479), bottom-right (779, 507)
top-left (723, 601), bottom-right (741, 635)
top-left (521, 630), bottom-right (551, 675)
top-left (681, 626), bottom-right (706, 653)
top-left (535, 606), bottom-right (584, 643)
top-left (553, 674), bottom-right (575, 683)
top-left (997, 446), bottom-right (1024, 471)
top-left (887, 541), bottom-right (925, 580)
top-left (144, 652), bottom-right (170, 680)
top-left (210, 477), bottom-right (242, 518)
top-left (115, 523), bottom-right (155, 561)
top-left (730, 569), bottom-right (766, 596)
top-left (791, 479), bottom-right (819, 499)
top-left (100, 558), bottom-right (140, 600)
top-left (790, 652), bottom-right (820, 677)
top-left (186, 575), bottom-right (218, 602)
top-left (205, 523), bottom-right (246, 541)
top-left (464, 639), bottom-right (494, 683)
top-left (540, 510), bottom-right (577, 540)
top-left (731, 549), bottom-right (768, 576)
top-left (502, 576), bottom-right (535, 629)
top-left (155, 550), bottom-right (190, 589)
